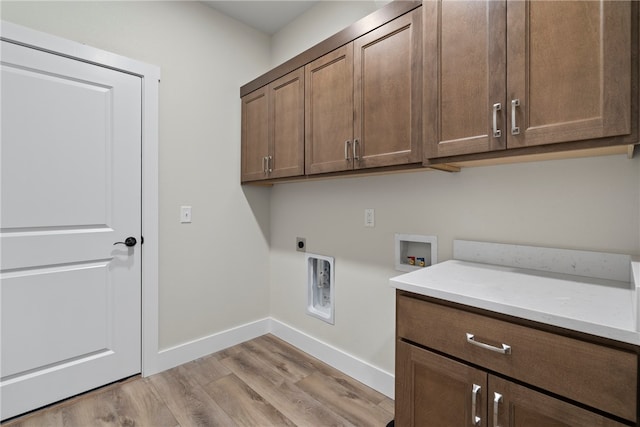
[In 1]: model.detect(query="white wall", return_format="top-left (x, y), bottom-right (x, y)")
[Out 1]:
top-left (270, 1), bottom-right (387, 67)
top-left (269, 157), bottom-right (640, 372)
top-left (269, 3), bottom-right (640, 374)
top-left (0, 1), bottom-right (273, 350)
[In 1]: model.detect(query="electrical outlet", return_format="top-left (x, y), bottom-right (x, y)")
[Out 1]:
top-left (180, 206), bottom-right (192, 223)
top-left (364, 208), bottom-right (375, 227)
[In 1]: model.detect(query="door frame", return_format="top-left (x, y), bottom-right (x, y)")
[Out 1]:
top-left (1, 21), bottom-right (163, 378)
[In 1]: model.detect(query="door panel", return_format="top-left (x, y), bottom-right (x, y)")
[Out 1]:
top-left (507, 0), bottom-right (631, 148)
top-left (424, 0), bottom-right (506, 158)
top-left (2, 66), bottom-right (111, 228)
top-left (489, 375), bottom-right (627, 427)
top-left (396, 341), bottom-right (487, 427)
top-left (528, 1), bottom-right (601, 127)
top-left (2, 263), bottom-right (111, 378)
top-left (354, 9), bottom-right (422, 168)
top-left (305, 44), bottom-right (354, 174)
top-left (440, 1), bottom-right (489, 143)
top-left (270, 68), bottom-right (304, 179)
top-left (241, 87), bottom-right (269, 182)
top-left (1, 40), bottom-right (141, 420)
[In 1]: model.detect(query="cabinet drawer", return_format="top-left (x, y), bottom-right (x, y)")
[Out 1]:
top-left (397, 294), bottom-right (638, 421)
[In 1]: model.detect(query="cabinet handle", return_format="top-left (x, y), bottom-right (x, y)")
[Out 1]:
top-left (492, 103), bottom-right (502, 138)
top-left (471, 384), bottom-right (481, 426)
top-left (267, 155), bottom-right (273, 173)
top-left (511, 99), bottom-right (520, 135)
top-left (466, 333), bottom-right (511, 354)
top-left (345, 140), bottom-right (351, 161)
top-left (262, 156), bottom-right (268, 174)
top-left (493, 392), bottom-right (503, 427)
top-left (353, 139), bottom-right (360, 161)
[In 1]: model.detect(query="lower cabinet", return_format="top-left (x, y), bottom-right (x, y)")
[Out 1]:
top-left (395, 292), bottom-right (638, 427)
top-left (396, 341), bottom-right (627, 427)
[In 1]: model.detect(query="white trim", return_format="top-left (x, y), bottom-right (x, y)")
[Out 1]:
top-left (0, 21), bottom-right (162, 378)
top-left (151, 317), bottom-right (395, 398)
top-left (270, 318), bottom-right (395, 399)
top-left (153, 318), bottom-right (271, 373)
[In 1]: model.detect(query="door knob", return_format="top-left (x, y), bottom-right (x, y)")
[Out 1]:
top-left (113, 237), bottom-right (137, 247)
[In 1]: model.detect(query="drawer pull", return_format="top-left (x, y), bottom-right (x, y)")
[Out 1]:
top-left (493, 392), bottom-right (503, 427)
top-left (511, 98), bottom-right (520, 135)
top-left (492, 102), bottom-right (502, 138)
top-left (466, 333), bottom-right (511, 355)
top-left (471, 384), bottom-right (481, 426)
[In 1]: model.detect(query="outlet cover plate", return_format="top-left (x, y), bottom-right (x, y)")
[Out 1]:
top-left (364, 208), bottom-right (375, 227)
top-left (296, 237), bottom-right (306, 252)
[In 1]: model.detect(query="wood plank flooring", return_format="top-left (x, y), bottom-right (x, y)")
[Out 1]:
top-left (2, 334), bottom-right (395, 427)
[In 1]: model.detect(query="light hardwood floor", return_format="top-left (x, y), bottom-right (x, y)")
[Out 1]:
top-left (2, 334), bottom-right (395, 427)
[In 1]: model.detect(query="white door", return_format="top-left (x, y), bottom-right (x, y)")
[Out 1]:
top-left (0, 40), bottom-right (142, 420)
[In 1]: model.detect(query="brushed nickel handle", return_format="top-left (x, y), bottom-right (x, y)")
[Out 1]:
top-left (267, 155), bottom-right (273, 173)
top-left (262, 156), bottom-right (268, 174)
top-left (345, 140), bottom-right (351, 161)
top-left (493, 392), bottom-right (503, 427)
top-left (492, 103), bottom-right (502, 137)
top-left (511, 98), bottom-right (520, 135)
top-left (471, 384), bottom-right (481, 426)
top-left (466, 333), bottom-right (511, 354)
top-left (353, 138), bottom-right (360, 161)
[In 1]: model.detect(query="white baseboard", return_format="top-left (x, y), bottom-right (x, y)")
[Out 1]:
top-left (269, 318), bottom-right (395, 399)
top-left (151, 317), bottom-right (271, 374)
top-left (148, 317), bottom-right (395, 399)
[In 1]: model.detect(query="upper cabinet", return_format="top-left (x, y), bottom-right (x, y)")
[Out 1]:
top-left (304, 44), bottom-right (354, 174)
top-left (240, 0), bottom-right (637, 184)
top-left (241, 68), bottom-right (304, 182)
top-left (241, 86), bottom-right (269, 182)
top-left (508, 1), bottom-right (632, 148)
top-left (424, 0), bottom-right (634, 159)
top-left (354, 10), bottom-right (422, 169)
top-left (423, 1), bottom-right (506, 158)
top-left (305, 8), bottom-right (422, 175)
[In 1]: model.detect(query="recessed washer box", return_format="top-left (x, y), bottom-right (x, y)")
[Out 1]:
top-left (395, 234), bottom-right (437, 272)
top-left (306, 253), bottom-right (335, 324)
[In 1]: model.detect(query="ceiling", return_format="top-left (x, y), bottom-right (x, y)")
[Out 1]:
top-left (202, 1), bottom-right (321, 35)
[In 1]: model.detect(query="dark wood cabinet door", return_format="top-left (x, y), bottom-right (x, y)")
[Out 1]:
top-left (424, 0), bottom-right (506, 158)
top-left (353, 8), bottom-right (422, 169)
top-left (269, 68), bottom-right (304, 179)
top-left (241, 87), bottom-right (269, 182)
top-left (305, 44), bottom-right (354, 175)
top-left (396, 341), bottom-right (487, 427)
top-left (507, 1), bottom-right (632, 148)
top-left (489, 375), bottom-right (627, 427)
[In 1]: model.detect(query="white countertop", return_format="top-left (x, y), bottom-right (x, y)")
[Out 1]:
top-left (390, 259), bottom-right (640, 346)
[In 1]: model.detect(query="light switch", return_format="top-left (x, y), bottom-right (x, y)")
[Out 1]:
top-left (180, 206), bottom-right (192, 223)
